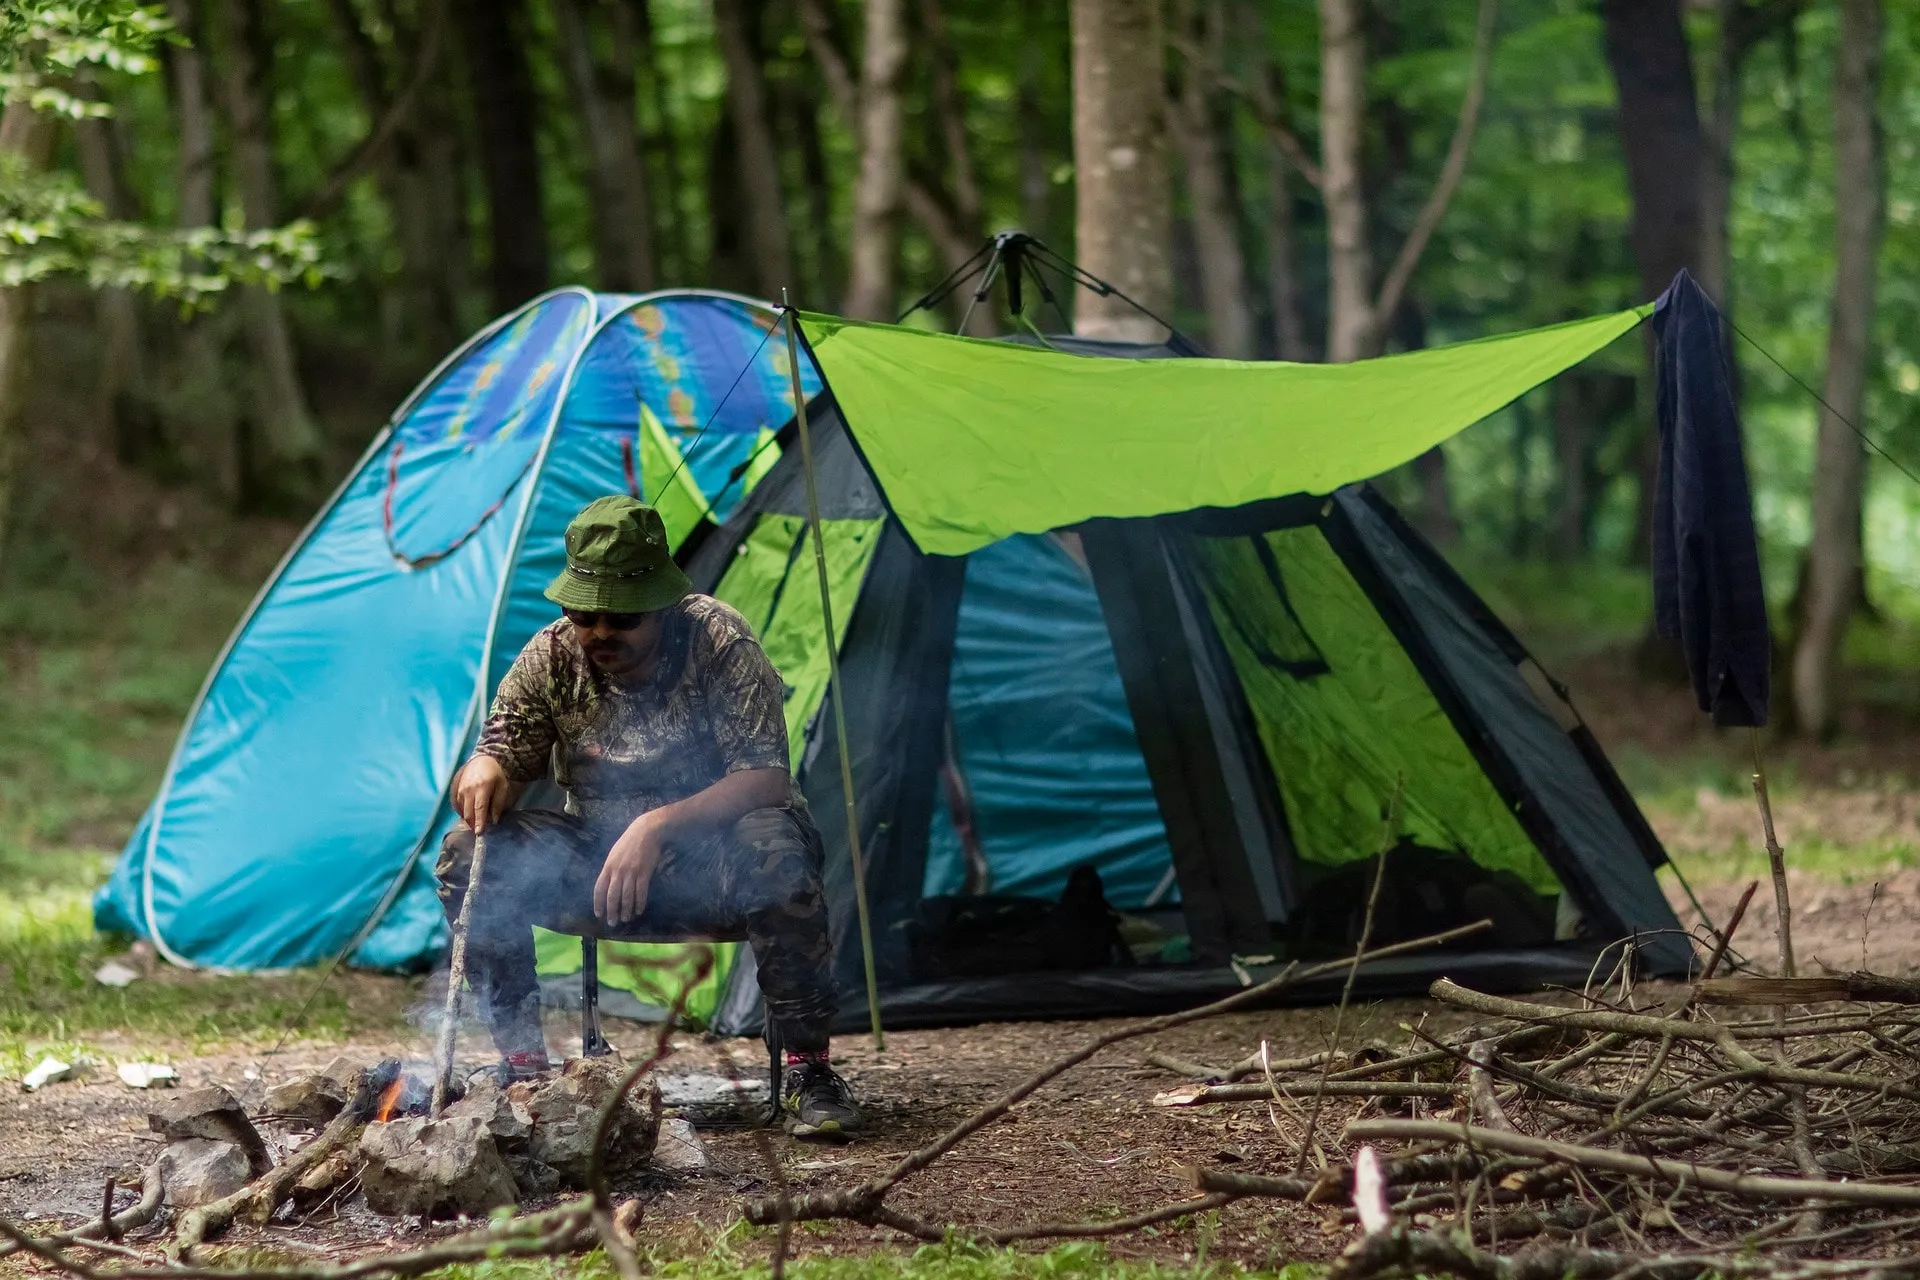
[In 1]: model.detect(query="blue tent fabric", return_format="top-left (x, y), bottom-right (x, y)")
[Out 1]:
top-left (924, 534), bottom-right (1174, 909)
top-left (1650, 270), bottom-right (1770, 727)
top-left (95, 290), bottom-right (818, 971)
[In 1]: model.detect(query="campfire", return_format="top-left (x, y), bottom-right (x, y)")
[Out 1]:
top-left (368, 1058), bottom-right (437, 1124)
top-left (137, 1052), bottom-right (666, 1237)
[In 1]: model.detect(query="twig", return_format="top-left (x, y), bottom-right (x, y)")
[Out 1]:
top-left (871, 1193), bottom-right (1239, 1245)
top-left (1372, 0), bottom-right (1501, 329)
top-left (1296, 776), bottom-right (1404, 1173)
top-left (0, 1166), bottom-right (162, 1258)
top-left (1156, 1080), bottom-right (1455, 1105)
top-left (745, 918), bottom-right (1492, 1227)
top-left (584, 946), bottom-right (714, 1280)
top-left (1468, 1040), bottom-right (1517, 1132)
top-left (1751, 729), bottom-right (1795, 978)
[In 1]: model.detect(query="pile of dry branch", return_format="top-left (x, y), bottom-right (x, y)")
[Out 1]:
top-left (1153, 922), bottom-right (1920, 1277)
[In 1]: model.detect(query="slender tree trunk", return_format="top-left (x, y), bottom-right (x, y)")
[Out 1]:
top-left (331, 0), bottom-right (463, 353)
top-left (1265, 152), bottom-right (1309, 361)
top-left (1170, 0), bottom-right (1254, 358)
top-left (918, 0), bottom-right (994, 334)
top-left (1792, 0), bottom-right (1884, 740)
top-left (73, 76), bottom-right (161, 470)
top-left (458, 0), bottom-right (550, 311)
top-left (0, 103), bottom-right (55, 572)
top-left (1016, 19), bottom-right (1051, 239)
top-left (161, 0), bottom-right (243, 501)
top-left (712, 0), bottom-right (796, 299)
top-left (1699, 0), bottom-right (1742, 312)
top-left (1600, 0), bottom-right (1706, 567)
top-left (630, 0), bottom-right (691, 281)
top-left (1318, 0), bottom-right (1373, 362)
top-left (1070, 0), bottom-right (1174, 341)
top-left (841, 0), bottom-right (910, 320)
top-left (211, 0), bottom-right (324, 498)
top-left (789, 76), bottom-right (842, 303)
top-left (554, 0), bottom-right (657, 292)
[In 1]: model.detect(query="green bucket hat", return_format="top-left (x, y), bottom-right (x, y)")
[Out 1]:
top-left (544, 496), bottom-right (692, 614)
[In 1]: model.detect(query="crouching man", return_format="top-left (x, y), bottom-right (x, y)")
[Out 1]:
top-left (437, 495), bottom-right (862, 1137)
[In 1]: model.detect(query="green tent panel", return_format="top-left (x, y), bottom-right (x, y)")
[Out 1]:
top-left (796, 306), bottom-right (1649, 556)
top-left (1194, 527), bottom-right (1556, 895)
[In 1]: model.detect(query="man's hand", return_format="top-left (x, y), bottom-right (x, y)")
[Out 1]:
top-left (595, 812), bottom-right (666, 926)
top-left (453, 756), bottom-right (512, 834)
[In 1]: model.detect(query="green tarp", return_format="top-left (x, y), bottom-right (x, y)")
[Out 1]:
top-left (797, 307), bottom-right (1650, 557)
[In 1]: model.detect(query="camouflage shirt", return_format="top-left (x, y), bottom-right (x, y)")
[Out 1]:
top-left (473, 595), bottom-right (798, 826)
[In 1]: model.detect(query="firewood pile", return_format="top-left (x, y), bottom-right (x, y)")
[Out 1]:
top-left (1151, 958), bottom-right (1920, 1278)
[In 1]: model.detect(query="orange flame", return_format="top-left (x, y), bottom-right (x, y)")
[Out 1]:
top-left (375, 1076), bottom-right (404, 1123)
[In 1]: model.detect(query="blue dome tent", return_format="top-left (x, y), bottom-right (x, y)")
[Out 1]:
top-left (94, 290), bottom-right (821, 989)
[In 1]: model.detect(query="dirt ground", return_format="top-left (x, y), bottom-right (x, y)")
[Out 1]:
top-left (6, 859), bottom-right (1915, 1272)
top-left (0, 989), bottom-right (1508, 1271)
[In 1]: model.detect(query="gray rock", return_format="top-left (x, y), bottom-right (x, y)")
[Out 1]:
top-left (508, 1056), bottom-right (661, 1185)
top-left (148, 1086), bottom-right (271, 1176)
top-left (159, 1139), bottom-right (253, 1208)
top-left (264, 1074), bottom-right (349, 1127)
top-left (508, 1156), bottom-right (564, 1198)
top-left (445, 1072), bottom-right (530, 1147)
top-left (652, 1117), bottom-right (711, 1173)
top-left (358, 1115), bottom-right (517, 1218)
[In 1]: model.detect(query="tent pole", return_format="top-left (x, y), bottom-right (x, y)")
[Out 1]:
top-left (781, 297), bottom-right (885, 1052)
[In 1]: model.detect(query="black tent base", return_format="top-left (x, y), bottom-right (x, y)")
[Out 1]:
top-left (710, 943), bottom-right (1667, 1038)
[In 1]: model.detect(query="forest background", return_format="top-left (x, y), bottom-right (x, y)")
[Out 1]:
top-left (3, 0), bottom-right (1920, 1053)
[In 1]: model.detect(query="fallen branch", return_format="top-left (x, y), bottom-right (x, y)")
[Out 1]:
top-left (871, 1192), bottom-right (1238, 1245)
top-left (0, 1165), bottom-right (161, 1258)
top-left (745, 918), bottom-right (1492, 1227)
top-left (1695, 972), bottom-right (1920, 1006)
top-left (1345, 1118), bottom-right (1920, 1209)
top-left (171, 1072), bottom-right (372, 1257)
top-left (1154, 1079), bottom-right (1455, 1105)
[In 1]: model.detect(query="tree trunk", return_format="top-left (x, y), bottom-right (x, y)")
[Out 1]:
top-left (1600, 0), bottom-right (1706, 566)
top-left (0, 103), bottom-right (55, 572)
top-left (918, 0), bottom-right (994, 334)
top-left (1016, 19), bottom-right (1052, 240)
top-left (787, 75), bottom-right (842, 303)
top-left (1070, 0), bottom-right (1174, 341)
top-left (554, 0), bottom-right (657, 292)
top-left (1265, 151), bottom-right (1309, 361)
top-left (326, 0), bottom-right (462, 353)
top-left (74, 96), bottom-right (161, 471)
top-left (629, 0), bottom-right (691, 282)
top-left (1170, 0), bottom-right (1254, 358)
top-left (1318, 0), bottom-right (1373, 362)
top-left (458, 0), bottom-right (550, 311)
top-left (712, 0), bottom-right (796, 299)
top-left (1791, 0), bottom-right (1884, 740)
top-left (211, 0), bottom-right (324, 498)
top-left (159, 0), bottom-right (244, 501)
top-left (841, 0), bottom-right (910, 320)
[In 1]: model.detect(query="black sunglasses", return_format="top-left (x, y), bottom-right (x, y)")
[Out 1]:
top-left (563, 608), bottom-right (648, 631)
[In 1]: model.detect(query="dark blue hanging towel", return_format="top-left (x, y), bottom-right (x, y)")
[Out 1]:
top-left (1650, 269), bottom-right (1770, 727)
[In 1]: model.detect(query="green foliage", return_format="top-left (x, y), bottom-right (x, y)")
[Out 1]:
top-left (0, 0), bottom-right (327, 300)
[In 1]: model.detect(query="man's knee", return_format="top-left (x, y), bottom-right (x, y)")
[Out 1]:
top-left (730, 807), bottom-right (825, 905)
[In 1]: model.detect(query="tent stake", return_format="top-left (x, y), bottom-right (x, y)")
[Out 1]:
top-left (781, 298), bottom-right (885, 1052)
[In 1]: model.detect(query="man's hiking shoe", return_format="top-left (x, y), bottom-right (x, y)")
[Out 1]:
top-left (782, 1060), bottom-right (863, 1138)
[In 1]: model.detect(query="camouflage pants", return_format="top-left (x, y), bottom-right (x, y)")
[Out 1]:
top-left (436, 806), bottom-right (836, 1058)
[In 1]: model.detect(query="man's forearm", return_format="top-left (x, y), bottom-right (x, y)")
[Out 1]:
top-left (641, 768), bottom-right (789, 843)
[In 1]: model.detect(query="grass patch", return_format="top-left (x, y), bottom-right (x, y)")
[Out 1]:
top-left (411, 1238), bottom-right (1316, 1280)
top-left (0, 883), bottom-right (411, 1079)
